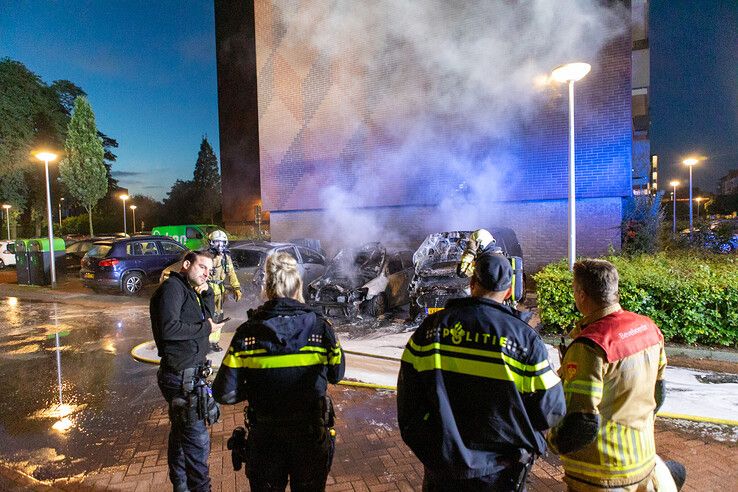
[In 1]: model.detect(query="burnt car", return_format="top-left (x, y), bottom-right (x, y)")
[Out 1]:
top-left (308, 242), bottom-right (414, 317)
top-left (408, 229), bottom-right (524, 319)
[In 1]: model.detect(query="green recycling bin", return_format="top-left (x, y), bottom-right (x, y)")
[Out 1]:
top-left (28, 238), bottom-right (65, 285)
top-left (14, 240), bottom-right (31, 285)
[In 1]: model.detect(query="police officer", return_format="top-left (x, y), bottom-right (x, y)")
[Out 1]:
top-left (398, 253), bottom-right (565, 491)
top-left (207, 230), bottom-right (242, 352)
top-left (548, 259), bottom-right (686, 491)
top-left (151, 250), bottom-right (225, 492)
top-left (213, 251), bottom-right (345, 491)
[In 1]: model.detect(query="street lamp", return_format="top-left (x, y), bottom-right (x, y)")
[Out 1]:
top-left (129, 205), bottom-right (137, 235)
top-left (669, 180), bottom-right (679, 237)
top-left (58, 197), bottom-right (64, 227)
top-left (119, 194), bottom-right (129, 235)
top-left (34, 150), bottom-right (59, 288)
top-left (2, 204), bottom-right (11, 240)
top-left (551, 62), bottom-right (591, 271)
top-left (683, 157), bottom-right (699, 239)
top-left (695, 197), bottom-right (703, 221)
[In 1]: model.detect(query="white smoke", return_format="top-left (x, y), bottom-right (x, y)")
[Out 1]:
top-left (274, 0), bottom-right (628, 249)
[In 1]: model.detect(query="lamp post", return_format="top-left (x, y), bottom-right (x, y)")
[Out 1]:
top-left (551, 62), bottom-right (591, 271)
top-left (129, 205), bottom-right (137, 235)
top-left (669, 180), bottom-right (679, 237)
top-left (2, 204), bottom-right (11, 240)
top-left (683, 158), bottom-right (699, 239)
top-left (695, 197), bottom-right (703, 221)
top-left (34, 151), bottom-right (59, 288)
top-left (119, 194), bottom-right (129, 235)
top-left (58, 197), bottom-right (64, 227)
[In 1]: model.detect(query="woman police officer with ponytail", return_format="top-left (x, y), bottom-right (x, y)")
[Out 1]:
top-left (213, 251), bottom-right (345, 491)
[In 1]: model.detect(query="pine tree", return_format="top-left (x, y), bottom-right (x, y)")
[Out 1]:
top-left (59, 97), bottom-right (108, 236)
top-left (192, 137), bottom-right (221, 223)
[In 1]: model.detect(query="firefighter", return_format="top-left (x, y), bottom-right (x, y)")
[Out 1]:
top-left (548, 259), bottom-right (686, 491)
top-left (457, 228), bottom-right (496, 277)
top-left (207, 230), bottom-right (242, 352)
top-left (212, 251), bottom-right (345, 490)
top-left (398, 253), bottom-right (565, 491)
top-left (150, 250), bottom-right (224, 492)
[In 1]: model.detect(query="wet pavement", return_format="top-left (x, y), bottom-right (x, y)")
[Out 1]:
top-left (0, 284), bottom-right (737, 490)
top-left (0, 297), bottom-right (159, 481)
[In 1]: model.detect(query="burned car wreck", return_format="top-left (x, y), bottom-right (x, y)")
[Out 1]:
top-left (308, 242), bottom-right (414, 317)
top-left (408, 229), bottom-right (525, 320)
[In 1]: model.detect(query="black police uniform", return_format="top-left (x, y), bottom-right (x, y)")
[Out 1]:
top-left (397, 296), bottom-right (566, 491)
top-left (150, 271), bottom-right (216, 492)
top-left (213, 297), bottom-right (345, 491)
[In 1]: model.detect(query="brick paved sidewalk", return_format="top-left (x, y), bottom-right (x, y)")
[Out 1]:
top-left (46, 385), bottom-right (737, 492)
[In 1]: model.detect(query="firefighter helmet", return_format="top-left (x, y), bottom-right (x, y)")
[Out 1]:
top-left (470, 229), bottom-right (495, 251)
top-left (209, 230), bottom-right (228, 254)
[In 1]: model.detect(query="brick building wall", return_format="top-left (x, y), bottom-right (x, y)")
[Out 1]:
top-left (217, 1), bottom-right (633, 270)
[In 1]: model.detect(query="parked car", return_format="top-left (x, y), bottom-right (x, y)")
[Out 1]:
top-left (63, 237), bottom-right (115, 272)
top-left (159, 240), bottom-right (327, 300)
top-left (408, 228), bottom-right (525, 320)
top-left (80, 235), bottom-right (187, 295)
top-left (0, 240), bottom-right (16, 268)
top-left (308, 242), bottom-right (415, 317)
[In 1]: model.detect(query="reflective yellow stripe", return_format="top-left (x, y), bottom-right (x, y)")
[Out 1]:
top-left (408, 340), bottom-right (550, 373)
top-left (561, 455), bottom-right (655, 480)
top-left (223, 344), bottom-right (340, 369)
top-left (563, 379), bottom-right (603, 398)
top-left (511, 257), bottom-right (517, 302)
top-left (402, 345), bottom-right (559, 393)
top-left (328, 347), bottom-right (343, 365)
top-left (223, 351), bottom-right (329, 369)
top-left (659, 349), bottom-right (667, 368)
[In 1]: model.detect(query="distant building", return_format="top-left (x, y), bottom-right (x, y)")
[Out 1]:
top-left (719, 170), bottom-right (738, 195)
top-left (631, 0), bottom-right (652, 195)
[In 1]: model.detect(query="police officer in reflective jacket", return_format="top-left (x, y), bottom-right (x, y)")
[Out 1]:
top-left (213, 251), bottom-right (345, 491)
top-left (151, 250), bottom-right (224, 492)
top-left (398, 253), bottom-right (566, 491)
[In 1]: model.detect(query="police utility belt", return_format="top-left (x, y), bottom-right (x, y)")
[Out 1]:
top-left (168, 360), bottom-right (220, 426)
top-left (227, 396), bottom-right (336, 472)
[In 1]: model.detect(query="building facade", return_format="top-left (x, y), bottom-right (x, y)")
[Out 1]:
top-left (215, 1), bottom-right (635, 270)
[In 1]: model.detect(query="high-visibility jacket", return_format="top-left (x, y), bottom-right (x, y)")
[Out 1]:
top-left (211, 297), bottom-right (345, 418)
top-left (209, 252), bottom-right (240, 295)
top-left (549, 304), bottom-right (667, 489)
top-left (397, 297), bottom-right (565, 480)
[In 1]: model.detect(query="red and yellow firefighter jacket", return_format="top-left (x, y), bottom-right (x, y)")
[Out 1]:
top-left (549, 304), bottom-right (667, 489)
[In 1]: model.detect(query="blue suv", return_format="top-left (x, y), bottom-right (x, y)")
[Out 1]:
top-left (80, 236), bottom-right (187, 295)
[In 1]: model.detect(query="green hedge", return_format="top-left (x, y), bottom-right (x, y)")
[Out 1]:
top-left (534, 253), bottom-right (738, 346)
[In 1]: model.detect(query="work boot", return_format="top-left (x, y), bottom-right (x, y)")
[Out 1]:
top-left (209, 342), bottom-right (223, 353)
top-left (665, 460), bottom-right (686, 491)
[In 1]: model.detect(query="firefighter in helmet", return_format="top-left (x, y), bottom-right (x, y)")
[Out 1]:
top-left (457, 229), bottom-right (497, 277)
top-left (207, 230), bottom-right (242, 352)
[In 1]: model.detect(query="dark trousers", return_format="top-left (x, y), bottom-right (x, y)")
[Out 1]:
top-left (157, 368), bottom-right (211, 492)
top-left (422, 466), bottom-right (523, 492)
top-left (246, 424), bottom-right (335, 492)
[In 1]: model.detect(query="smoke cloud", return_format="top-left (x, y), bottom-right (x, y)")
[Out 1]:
top-left (274, 0), bottom-right (628, 250)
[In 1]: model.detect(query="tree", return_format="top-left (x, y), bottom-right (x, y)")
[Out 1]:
top-left (59, 97), bottom-right (108, 235)
top-left (162, 179), bottom-right (198, 224)
top-left (192, 137), bottom-right (221, 223)
top-left (0, 58), bottom-right (67, 214)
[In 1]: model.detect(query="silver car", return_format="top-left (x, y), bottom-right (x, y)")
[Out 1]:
top-left (159, 241), bottom-right (327, 300)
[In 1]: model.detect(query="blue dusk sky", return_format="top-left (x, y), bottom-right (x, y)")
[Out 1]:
top-left (1, 1), bottom-right (219, 200)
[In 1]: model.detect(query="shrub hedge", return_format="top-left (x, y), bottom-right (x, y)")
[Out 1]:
top-left (533, 253), bottom-right (738, 346)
